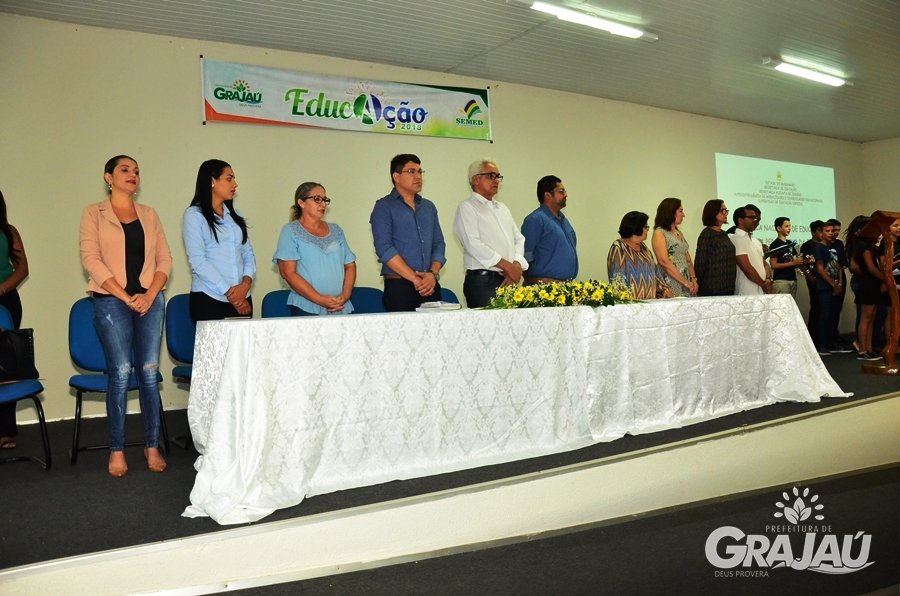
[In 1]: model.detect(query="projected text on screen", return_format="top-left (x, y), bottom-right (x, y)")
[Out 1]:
top-left (715, 153), bottom-right (836, 244)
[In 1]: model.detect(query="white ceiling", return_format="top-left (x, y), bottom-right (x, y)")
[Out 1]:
top-left (3, 0), bottom-right (898, 142)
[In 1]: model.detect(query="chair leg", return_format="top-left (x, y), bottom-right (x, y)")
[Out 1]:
top-left (0, 394), bottom-right (52, 471)
top-left (30, 394), bottom-right (52, 471)
top-left (70, 390), bottom-right (83, 464)
top-left (158, 397), bottom-right (170, 455)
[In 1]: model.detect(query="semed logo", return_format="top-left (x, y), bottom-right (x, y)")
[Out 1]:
top-left (456, 99), bottom-right (484, 127)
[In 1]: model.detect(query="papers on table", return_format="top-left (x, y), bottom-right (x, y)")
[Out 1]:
top-left (415, 301), bottom-right (462, 312)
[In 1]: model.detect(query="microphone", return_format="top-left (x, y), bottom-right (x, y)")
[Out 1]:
top-left (764, 241), bottom-right (797, 258)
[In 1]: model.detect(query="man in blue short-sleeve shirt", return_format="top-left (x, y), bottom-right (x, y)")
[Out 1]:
top-left (370, 153), bottom-right (446, 311)
top-left (521, 175), bottom-right (578, 284)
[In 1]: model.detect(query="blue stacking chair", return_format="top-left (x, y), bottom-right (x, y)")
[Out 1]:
top-left (440, 287), bottom-right (460, 304)
top-left (165, 293), bottom-right (195, 383)
top-left (350, 286), bottom-right (386, 314)
top-left (261, 289), bottom-right (292, 318)
top-left (67, 297), bottom-right (169, 463)
top-left (0, 305), bottom-right (51, 470)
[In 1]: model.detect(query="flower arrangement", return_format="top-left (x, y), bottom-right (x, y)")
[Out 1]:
top-left (486, 278), bottom-right (637, 309)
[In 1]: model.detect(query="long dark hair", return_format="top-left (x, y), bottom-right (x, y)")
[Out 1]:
top-left (654, 197), bottom-right (681, 229)
top-left (189, 159), bottom-right (248, 244)
top-left (0, 190), bottom-right (21, 267)
top-left (844, 215), bottom-right (872, 262)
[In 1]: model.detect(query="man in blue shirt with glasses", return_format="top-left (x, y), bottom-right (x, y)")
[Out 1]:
top-left (521, 175), bottom-right (578, 284)
top-left (370, 153), bottom-right (446, 311)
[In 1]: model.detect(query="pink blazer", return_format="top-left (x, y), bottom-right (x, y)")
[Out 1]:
top-left (80, 199), bottom-right (173, 294)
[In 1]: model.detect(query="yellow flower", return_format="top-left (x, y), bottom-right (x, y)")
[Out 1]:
top-left (485, 278), bottom-right (636, 309)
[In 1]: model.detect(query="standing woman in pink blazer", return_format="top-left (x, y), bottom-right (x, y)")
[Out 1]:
top-left (79, 155), bottom-right (172, 477)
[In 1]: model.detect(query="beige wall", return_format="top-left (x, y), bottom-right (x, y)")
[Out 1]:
top-left (861, 137), bottom-right (900, 214)
top-left (0, 13), bottom-right (891, 422)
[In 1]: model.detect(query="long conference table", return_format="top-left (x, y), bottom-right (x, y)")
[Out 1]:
top-left (184, 295), bottom-right (848, 524)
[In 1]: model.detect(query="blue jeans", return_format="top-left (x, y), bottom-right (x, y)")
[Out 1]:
top-left (463, 271), bottom-right (503, 308)
top-left (92, 293), bottom-right (164, 451)
top-left (815, 288), bottom-right (843, 350)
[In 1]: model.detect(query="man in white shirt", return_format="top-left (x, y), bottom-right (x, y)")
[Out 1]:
top-left (453, 159), bottom-right (528, 308)
top-left (729, 205), bottom-right (772, 295)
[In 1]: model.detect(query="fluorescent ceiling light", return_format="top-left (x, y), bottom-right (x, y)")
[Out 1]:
top-left (763, 57), bottom-right (846, 87)
top-left (528, 1), bottom-right (655, 41)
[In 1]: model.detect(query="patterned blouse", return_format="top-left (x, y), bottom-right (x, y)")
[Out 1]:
top-left (607, 239), bottom-right (671, 299)
top-left (656, 228), bottom-right (693, 297)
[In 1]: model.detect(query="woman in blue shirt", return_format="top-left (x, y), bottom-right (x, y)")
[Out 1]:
top-left (183, 159), bottom-right (256, 321)
top-left (273, 182), bottom-right (356, 316)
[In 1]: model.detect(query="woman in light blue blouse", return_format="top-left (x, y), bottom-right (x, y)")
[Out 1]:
top-left (274, 182), bottom-right (356, 316)
top-left (183, 159), bottom-right (256, 321)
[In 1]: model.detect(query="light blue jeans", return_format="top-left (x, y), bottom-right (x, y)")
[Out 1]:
top-left (92, 293), bottom-right (164, 451)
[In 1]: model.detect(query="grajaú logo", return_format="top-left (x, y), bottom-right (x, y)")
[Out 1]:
top-left (705, 486), bottom-right (874, 577)
top-left (213, 79), bottom-right (262, 105)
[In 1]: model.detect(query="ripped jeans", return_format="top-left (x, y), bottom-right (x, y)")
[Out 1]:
top-left (92, 292), bottom-right (164, 451)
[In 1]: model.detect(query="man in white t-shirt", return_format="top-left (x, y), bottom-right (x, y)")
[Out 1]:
top-left (729, 205), bottom-right (772, 295)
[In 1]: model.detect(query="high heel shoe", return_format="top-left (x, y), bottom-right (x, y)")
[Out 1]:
top-left (144, 447), bottom-right (167, 473)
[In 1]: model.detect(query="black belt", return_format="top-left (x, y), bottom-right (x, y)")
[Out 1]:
top-left (466, 269), bottom-right (503, 278)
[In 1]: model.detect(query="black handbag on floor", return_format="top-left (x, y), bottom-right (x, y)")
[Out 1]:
top-left (0, 327), bottom-right (39, 382)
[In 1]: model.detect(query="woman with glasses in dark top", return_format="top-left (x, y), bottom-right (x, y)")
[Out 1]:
top-left (273, 182), bottom-right (356, 316)
top-left (183, 159), bottom-right (256, 322)
top-left (694, 199), bottom-right (737, 296)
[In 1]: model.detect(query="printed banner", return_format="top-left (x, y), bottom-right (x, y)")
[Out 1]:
top-left (201, 58), bottom-right (491, 141)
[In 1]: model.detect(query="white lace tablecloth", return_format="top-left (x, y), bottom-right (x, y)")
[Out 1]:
top-left (184, 295), bottom-right (847, 524)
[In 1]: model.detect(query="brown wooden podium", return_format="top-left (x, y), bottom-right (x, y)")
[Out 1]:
top-left (857, 210), bottom-right (899, 375)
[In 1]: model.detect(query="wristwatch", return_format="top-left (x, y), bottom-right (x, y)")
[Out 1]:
top-left (429, 269), bottom-right (441, 282)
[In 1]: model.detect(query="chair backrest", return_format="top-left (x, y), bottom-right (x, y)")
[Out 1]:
top-left (0, 304), bottom-right (13, 328)
top-left (350, 286), bottom-right (386, 314)
top-left (261, 289), bottom-right (292, 318)
top-left (440, 287), bottom-right (460, 304)
top-left (68, 297), bottom-right (107, 372)
top-left (165, 293), bottom-right (195, 364)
